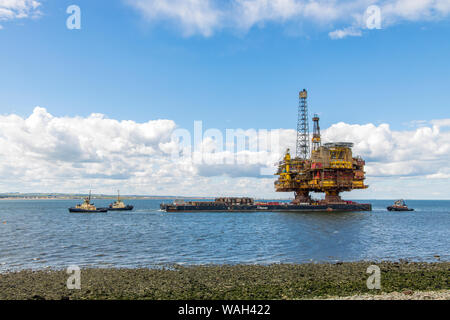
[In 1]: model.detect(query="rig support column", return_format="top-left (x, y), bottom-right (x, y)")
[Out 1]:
top-left (325, 191), bottom-right (343, 203)
top-left (293, 191), bottom-right (311, 204)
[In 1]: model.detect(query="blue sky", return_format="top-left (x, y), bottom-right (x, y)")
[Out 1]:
top-left (0, 0), bottom-right (449, 198)
top-left (1, 0), bottom-right (449, 130)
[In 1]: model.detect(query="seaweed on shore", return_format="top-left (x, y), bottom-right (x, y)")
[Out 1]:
top-left (0, 262), bottom-right (448, 300)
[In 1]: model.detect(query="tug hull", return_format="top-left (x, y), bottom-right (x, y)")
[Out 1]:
top-left (108, 205), bottom-right (134, 211)
top-left (387, 206), bottom-right (414, 211)
top-left (68, 208), bottom-right (108, 213)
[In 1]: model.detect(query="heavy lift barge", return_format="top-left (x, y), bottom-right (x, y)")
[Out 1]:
top-left (160, 90), bottom-right (372, 212)
top-left (160, 197), bottom-right (371, 212)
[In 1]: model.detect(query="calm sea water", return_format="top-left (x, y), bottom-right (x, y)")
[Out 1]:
top-left (0, 199), bottom-right (448, 272)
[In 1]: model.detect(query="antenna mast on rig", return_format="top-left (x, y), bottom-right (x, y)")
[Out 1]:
top-left (296, 89), bottom-right (310, 159)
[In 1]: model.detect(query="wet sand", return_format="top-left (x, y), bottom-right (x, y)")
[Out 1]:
top-left (0, 262), bottom-right (448, 300)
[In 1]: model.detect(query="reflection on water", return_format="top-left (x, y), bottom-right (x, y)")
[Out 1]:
top-left (0, 199), bottom-right (448, 271)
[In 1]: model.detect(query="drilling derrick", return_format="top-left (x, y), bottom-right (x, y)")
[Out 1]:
top-left (275, 90), bottom-right (368, 204)
top-left (296, 89), bottom-right (310, 159)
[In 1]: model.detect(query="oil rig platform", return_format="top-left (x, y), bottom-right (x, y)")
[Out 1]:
top-left (275, 89), bottom-right (370, 208)
top-left (161, 90), bottom-right (371, 212)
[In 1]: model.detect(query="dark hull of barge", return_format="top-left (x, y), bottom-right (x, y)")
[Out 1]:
top-left (160, 203), bottom-right (372, 212)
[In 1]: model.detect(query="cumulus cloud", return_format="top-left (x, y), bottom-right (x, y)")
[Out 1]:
top-left (0, 107), bottom-right (182, 194)
top-left (0, 107), bottom-right (284, 196)
top-left (329, 26), bottom-right (362, 39)
top-left (322, 120), bottom-right (450, 178)
top-left (0, 0), bottom-right (41, 23)
top-left (191, 119), bottom-right (450, 182)
top-left (125, 0), bottom-right (222, 36)
top-left (0, 107), bottom-right (449, 198)
top-left (125, 0), bottom-right (450, 38)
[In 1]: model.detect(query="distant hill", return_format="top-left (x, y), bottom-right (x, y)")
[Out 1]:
top-left (0, 193), bottom-right (291, 201)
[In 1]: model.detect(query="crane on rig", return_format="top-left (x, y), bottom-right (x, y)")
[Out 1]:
top-left (275, 90), bottom-right (368, 204)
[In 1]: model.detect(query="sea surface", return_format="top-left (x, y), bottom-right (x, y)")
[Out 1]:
top-left (0, 199), bottom-right (448, 272)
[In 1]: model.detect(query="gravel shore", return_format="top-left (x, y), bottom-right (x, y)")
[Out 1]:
top-left (318, 290), bottom-right (450, 300)
top-left (0, 262), bottom-right (448, 300)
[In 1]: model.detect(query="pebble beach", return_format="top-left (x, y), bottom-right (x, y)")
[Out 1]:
top-left (0, 262), bottom-right (448, 300)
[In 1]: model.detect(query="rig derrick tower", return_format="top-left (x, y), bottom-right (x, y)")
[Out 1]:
top-left (275, 90), bottom-right (368, 204)
top-left (296, 89), bottom-right (310, 160)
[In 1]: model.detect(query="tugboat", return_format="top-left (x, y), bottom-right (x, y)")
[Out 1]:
top-left (69, 191), bottom-right (108, 213)
top-left (108, 190), bottom-right (134, 211)
top-left (387, 199), bottom-right (414, 211)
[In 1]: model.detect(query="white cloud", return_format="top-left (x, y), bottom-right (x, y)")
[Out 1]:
top-left (329, 26), bottom-right (362, 39)
top-left (0, 107), bottom-right (181, 194)
top-left (0, 107), bottom-right (449, 198)
top-left (0, 107), bottom-right (284, 197)
top-left (125, 0), bottom-right (450, 38)
top-left (126, 0), bottom-right (222, 36)
top-left (322, 120), bottom-right (450, 179)
top-left (0, 0), bottom-right (41, 23)
top-left (381, 0), bottom-right (450, 23)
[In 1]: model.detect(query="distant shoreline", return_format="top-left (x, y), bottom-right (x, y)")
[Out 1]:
top-left (8, 197), bottom-right (448, 202)
top-left (0, 195), bottom-right (215, 201)
top-left (0, 197), bottom-right (192, 201)
top-left (0, 195), bottom-right (292, 201)
top-left (1, 196), bottom-right (448, 201)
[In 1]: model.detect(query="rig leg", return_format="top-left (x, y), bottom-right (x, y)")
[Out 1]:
top-left (293, 191), bottom-right (311, 204)
top-left (325, 191), bottom-right (343, 203)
